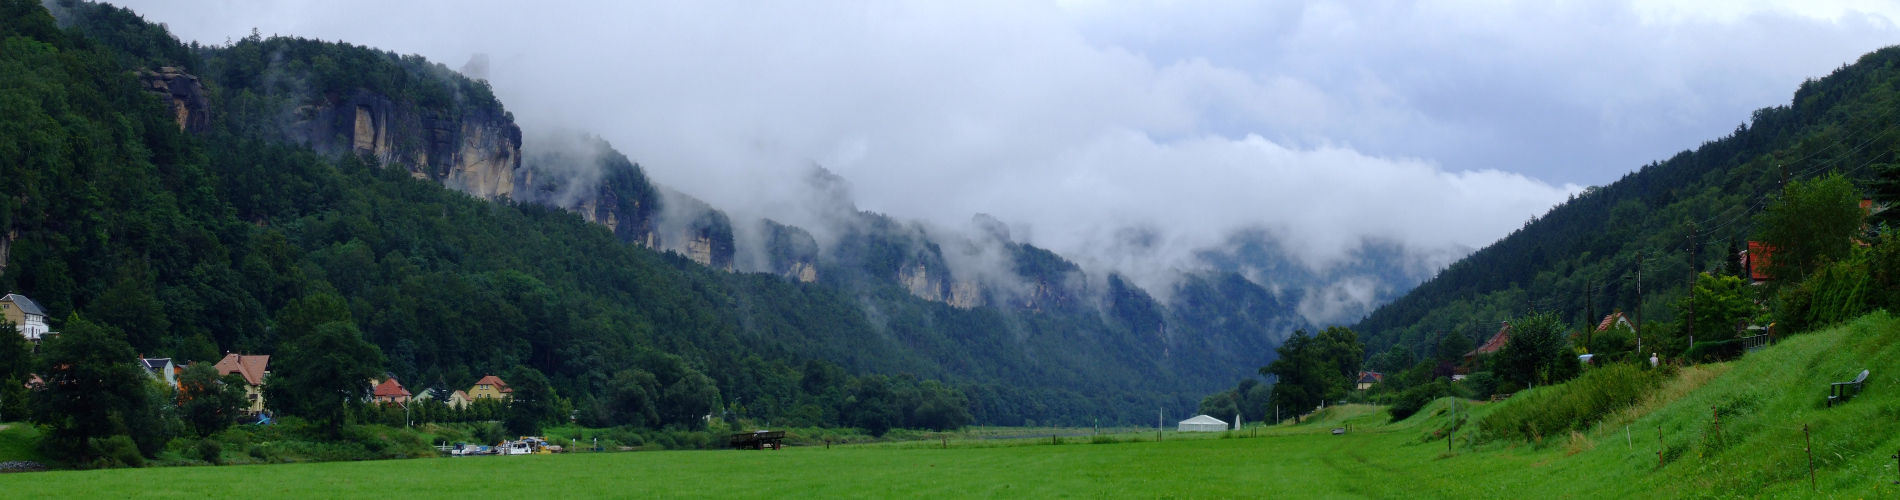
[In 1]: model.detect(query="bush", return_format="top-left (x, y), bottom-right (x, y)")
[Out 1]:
top-left (473, 422), bottom-right (506, 445)
top-left (196, 439), bottom-right (223, 465)
top-left (1459, 372), bottom-right (1499, 400)
top-left (93, 435), bottom-right (146, 468)
top-left (1477, 363), bottom-right (1666, 443)
top-left (1684, 339), bottom-right (1746, 363)
top-left (1388, 382), bottom-right (1449, 421)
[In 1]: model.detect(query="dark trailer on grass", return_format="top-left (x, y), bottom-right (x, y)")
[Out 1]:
top-left (731, 430), bottom-right (786, 450)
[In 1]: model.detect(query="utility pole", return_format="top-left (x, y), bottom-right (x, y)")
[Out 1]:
top-left (1685, 223), bottom-right (1698, 345)
top-left (1635, 254), bottom-right (1645, 355)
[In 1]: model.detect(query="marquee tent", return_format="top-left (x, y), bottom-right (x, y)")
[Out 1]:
top-left (1177, 414), bottom-right (1228, 432)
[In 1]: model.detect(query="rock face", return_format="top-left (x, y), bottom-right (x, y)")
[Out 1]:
top-left (296, 90), bottom-right (523, 201)
top-left (948, 281), bottom-right (984, 308)
top-left (762, 220), bottom-right (820, 283)
top-left (653, 190), bottom-right (736, 270)
top-left (137, 67), bottom-right (210, 133)
top-left (898, 263), bottom-right (943, 302)
top-left (518, 133), bottom-right (661, 247)
top-left (0, 230), bottom-right (12, 275)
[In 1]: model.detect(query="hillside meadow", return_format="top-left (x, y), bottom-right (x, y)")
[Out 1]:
top-left (3, 313), bottom-right (1899, 498)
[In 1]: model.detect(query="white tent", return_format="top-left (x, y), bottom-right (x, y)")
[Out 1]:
top-left (1177, 414), bottom-right (1229, 432)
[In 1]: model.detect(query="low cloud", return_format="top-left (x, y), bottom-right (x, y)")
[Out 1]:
top-left (121, 0), bottom-right (1900, 320)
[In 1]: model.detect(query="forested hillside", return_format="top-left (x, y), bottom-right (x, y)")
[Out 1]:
top-left (1354, 44), bottom-right (1900, 355)
top-left (1, 0), bottom-right (1307, 432)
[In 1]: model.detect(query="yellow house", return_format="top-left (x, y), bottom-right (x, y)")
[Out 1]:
top-left (446, 390), bottom-right (473, 409)
top-left (215, 353), bottom-right (271, 414)
top-left (1, 293), bottom-right (51, 343)
top-left (468, 375), bottom-right (511, 401)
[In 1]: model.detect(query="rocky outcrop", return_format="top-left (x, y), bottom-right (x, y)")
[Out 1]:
top-left (897, 263), bottom-right (942, 302)
top-left (519, 133), bottom-right (661, 247)
top-left (949, 281), bottom-right (984, 308)
top-left (651, 189), bottom-right (736, 270)
top-left (293, 90), bottom-right (523, 201)
top-left (138, 67), bottom-right (209, 133)
top-left (788, 261), bottom-right (818, 283)
top-left (0, 229), bottom-right (13, 275)
top-left (762, 220), bottom-right (820, 283)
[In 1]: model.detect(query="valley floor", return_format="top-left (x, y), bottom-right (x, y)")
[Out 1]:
top-left (4, 313), bottom-right (1900, 498)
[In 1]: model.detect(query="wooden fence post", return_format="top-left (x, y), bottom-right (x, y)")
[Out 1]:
top-left (1804, 424), bottom-right (1815, 492)
top-left (1657, 425), bottom-right (1664, 468)
top-left (1711, 406), bottom-right (1720, 437)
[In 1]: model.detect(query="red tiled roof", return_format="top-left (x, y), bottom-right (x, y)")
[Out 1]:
top-left (373, 377), bottom-right (410, 398)
top-left (1747, 241), bottom-right (1776, 282)
top-left (475, 375), bottom-right (512, 393)
top-left (1356, 371), bottom-right (1384, 384)
top-left (215, 353), bottom-right (270, 386)
top-left (1467, 322), bottom-right (1512, 357)
top-left (1596, 312), bottom-right (1626, 332)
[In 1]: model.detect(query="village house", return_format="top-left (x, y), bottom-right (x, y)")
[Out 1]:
top-left (468, 375), bottom-right (511, 401)
top-left (446, 390), bottom-right (473, 409)
top-left (138, 356), bottom-right (179, 388)
top-left (371, 377), bottom-right (411, 404)
top-left (1, 293), bottom-right (51, 344)
top-left (1355, 371), bottom-right (1384, 390)
top-left (1596, 311), bottom-right (1636, 334)
top-left (215, 353), bottom-right (271, 414)
top-left (1455, 321), bottom-right (1513, 379)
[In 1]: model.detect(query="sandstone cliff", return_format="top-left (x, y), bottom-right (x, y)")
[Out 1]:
top-left (137, 67), bottom-right (209, 133)
top-left (293, 90), bottom-right (522, 200)
top-left (760, 219), bottom-right (820, 283)
top-left (519, 133), bottom-right (661, 248)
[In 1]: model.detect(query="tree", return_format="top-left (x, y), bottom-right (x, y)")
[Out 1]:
top-left (1197, 392), bottom-right (1239, 425)
top-left (1367, 345), bottom-right (1415, 374)
top-left (29, 316), bottom-right (158, 461)
top-left (911, 380), bottom-right (971, 431)
top-left (0, 322), bottom-right (29, 421)
top-left (503, 365), bottom-right (558, 435)
top-left (843, 375), bottom-right (900, 436)
top-left (1493, 313), bottom-right (1578, 388)
top-left (265, 321), bottom-right (384, 435)
top-left (604, 368), bottom-right (661, 428)
top-left (1261, 326), bottom-right (1365, 421)
top-left (178, 362), bottom-right (250, 437)
top-left (1755, 173), bottom-right (1862, 282)
top-left (1680, 273), bottom-right (1757, 343)
top-left (639, 352), bottom-right (720, 430)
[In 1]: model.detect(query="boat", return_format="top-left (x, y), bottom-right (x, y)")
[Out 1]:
top-left (499, 436), bottom-right (552, 455)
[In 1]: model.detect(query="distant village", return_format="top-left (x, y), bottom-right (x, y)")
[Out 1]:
top-left (6, 292), bottom-right (515, 419)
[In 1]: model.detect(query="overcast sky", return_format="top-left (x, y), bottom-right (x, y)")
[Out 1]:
top-left (114, 0), bottom-right (1900, 300)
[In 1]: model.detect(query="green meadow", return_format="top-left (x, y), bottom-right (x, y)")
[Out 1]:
top-left (4, 313), bottom-right (1900, 498)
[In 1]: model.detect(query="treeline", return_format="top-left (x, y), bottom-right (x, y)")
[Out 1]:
top-left (3, 1), bottom-right (1262, 470)
top-left (1354, 43), bottom-right (1900, 359)
top-left (1358, 172), bottom-right (1899, 421)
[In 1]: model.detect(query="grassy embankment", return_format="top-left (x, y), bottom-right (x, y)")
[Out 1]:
top-left (1, 313), bottom-right (1896, 497)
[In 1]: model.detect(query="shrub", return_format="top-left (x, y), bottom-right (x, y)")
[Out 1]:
top-left (1477, 363), bottom-right (1666, 443)
top-left (1459, 372), bottom-right (1499, 400)
top-left (93, 435), bottom-right (146, 468)
top-left (1389, 382), bottom-right (1449, 421)
top-left (196, 439), bottom-right (223, 465)
top-left (473, 422), bottom-right (506, 445)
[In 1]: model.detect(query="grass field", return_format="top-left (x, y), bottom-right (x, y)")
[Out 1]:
top-left (3, 313), bottom-right (1899, 498)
